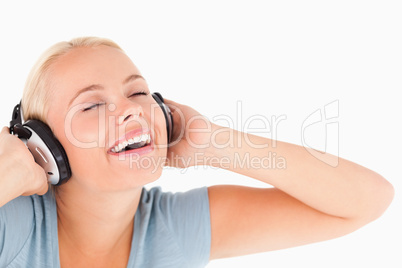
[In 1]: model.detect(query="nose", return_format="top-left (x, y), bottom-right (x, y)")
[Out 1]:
top-left (113, 99), bottom-right (144, 125)
top-left (118, 114), bottom-right (135, 125)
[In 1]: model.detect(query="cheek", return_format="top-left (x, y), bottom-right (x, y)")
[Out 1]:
top-left (68, 147), bottom-right (93, 172)
top-left (58, 116), bottom-right (99, 154)
top-left (56, 133), bottom-right (99, 180)
top-left (66, 115), bottom-right (103, 148)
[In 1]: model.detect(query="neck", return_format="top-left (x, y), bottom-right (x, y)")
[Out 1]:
top-left (55, 181), bottom-right (142, 266)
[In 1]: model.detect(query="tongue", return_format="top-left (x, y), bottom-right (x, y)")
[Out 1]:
top-left (123, 141), bottom-right (148, 151)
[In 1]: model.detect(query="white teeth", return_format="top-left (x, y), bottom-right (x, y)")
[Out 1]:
top-left (111, 133), bottom-right (151, 153)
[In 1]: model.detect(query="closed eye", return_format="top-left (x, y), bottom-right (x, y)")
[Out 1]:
top-left (82, 103), bottom-right (105, 112)
top-left (81, 91), bottom-right (148, 112)
top-left (129, 91), bottom-right (148, 97)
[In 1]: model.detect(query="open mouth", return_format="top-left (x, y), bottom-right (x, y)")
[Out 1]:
top-left (110, 133), bottom-right (152, 153)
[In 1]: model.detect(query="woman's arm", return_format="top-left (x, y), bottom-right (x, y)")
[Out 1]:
top-left (206, 124), bottom-right (394, 259)
top-left (208, 125), bottom-right (393, 221)
top-left (163, 99), bottom-right (394, 260)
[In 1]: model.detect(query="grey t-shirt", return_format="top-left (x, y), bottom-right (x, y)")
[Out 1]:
top-left (0, 186), bottom-right (211, 267)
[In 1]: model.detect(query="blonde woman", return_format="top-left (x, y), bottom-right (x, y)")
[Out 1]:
top-left (0, 37), bottom-right (394, 267)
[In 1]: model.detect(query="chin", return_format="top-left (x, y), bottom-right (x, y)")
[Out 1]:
top-left (110, 166), bottom-right (163, 189)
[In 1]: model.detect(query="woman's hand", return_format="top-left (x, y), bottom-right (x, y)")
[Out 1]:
top-left (163, 99), bottom-right (216, 168)
top-left (0, 127), bottom-right (48, 207)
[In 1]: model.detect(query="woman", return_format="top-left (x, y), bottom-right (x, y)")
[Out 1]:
top-left (0, 37), bottom-right (394, 267)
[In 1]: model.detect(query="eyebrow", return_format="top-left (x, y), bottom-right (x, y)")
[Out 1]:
top-left (123, 74), bottom-right (145, 85)
top-left (68, 74), bottom-right (145, 107)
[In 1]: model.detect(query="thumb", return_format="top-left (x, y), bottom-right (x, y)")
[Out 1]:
top-left (162, 98), bottom-right (182, 113)
top-left (1, 126), bottom-right (10, 135)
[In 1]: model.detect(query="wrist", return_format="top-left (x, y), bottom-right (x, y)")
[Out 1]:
top-left (203, 123), bottom-right (235, 167)
top-left (0, 156), bottom-right (26, 206)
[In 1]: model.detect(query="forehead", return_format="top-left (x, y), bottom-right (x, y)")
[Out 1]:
top-left (49, 45), bottom-right (139, 87)
top-left (45, 45), bottom-right (142, 119)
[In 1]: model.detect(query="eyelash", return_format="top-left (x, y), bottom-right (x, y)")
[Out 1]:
top-left (129, 91), bottom-right (148, 98)
top-left (82, 91), bottom-right (149, 112)
top-left (82, 103), bottom-right (105, 112)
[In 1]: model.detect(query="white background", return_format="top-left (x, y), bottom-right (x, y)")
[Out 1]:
top-left (0, 1), bottom-right (401, 267)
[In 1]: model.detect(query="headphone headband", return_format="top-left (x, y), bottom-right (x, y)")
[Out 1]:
top-left (10, 102), bottom-right (23, 133)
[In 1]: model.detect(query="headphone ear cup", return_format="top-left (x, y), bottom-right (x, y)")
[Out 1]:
top-left (23, 120), bottom-right (71, 185)
top-left (152, 92), bottom-right (174, 144)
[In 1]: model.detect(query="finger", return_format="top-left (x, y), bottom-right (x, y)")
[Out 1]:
top-left (36, 170), bottom-right (49, 195)
top-left (163, 98), bottom-right (181, 112)
top-left (162, 98), bottom-right (175, 104)
top-left (163, 156), bottom-right (170, 167)
top-left (37, 182), bottom-right (49, 196)
top-left (1, 126), bottom-right (10, 135)
top-left (33, 165), bottom-right (49, 195)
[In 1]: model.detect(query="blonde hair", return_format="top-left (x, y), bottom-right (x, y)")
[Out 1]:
top-left (21, 37), bottom-right (123, 193)
top-left (21, 36), bottom-right (123, 123)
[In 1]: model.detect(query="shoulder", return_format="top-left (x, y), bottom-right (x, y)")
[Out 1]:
top-left (138, 186), bottom-right (210, 226)
top-left (0, 195), bottom-right (35, 265)
top-left (139, 186), bottom-right (209, 208)
top-left (133, 187), bottom-right (211, 267)
top-left (137, 186), bottom-right (210, 235)
top-left (0, 194), bottom-right (37, 237)
top-left (0, 191), bottom-right (56, 267)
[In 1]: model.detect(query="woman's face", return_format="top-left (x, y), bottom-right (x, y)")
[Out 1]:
top-left (46, 45), bottom-right (167, 192)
